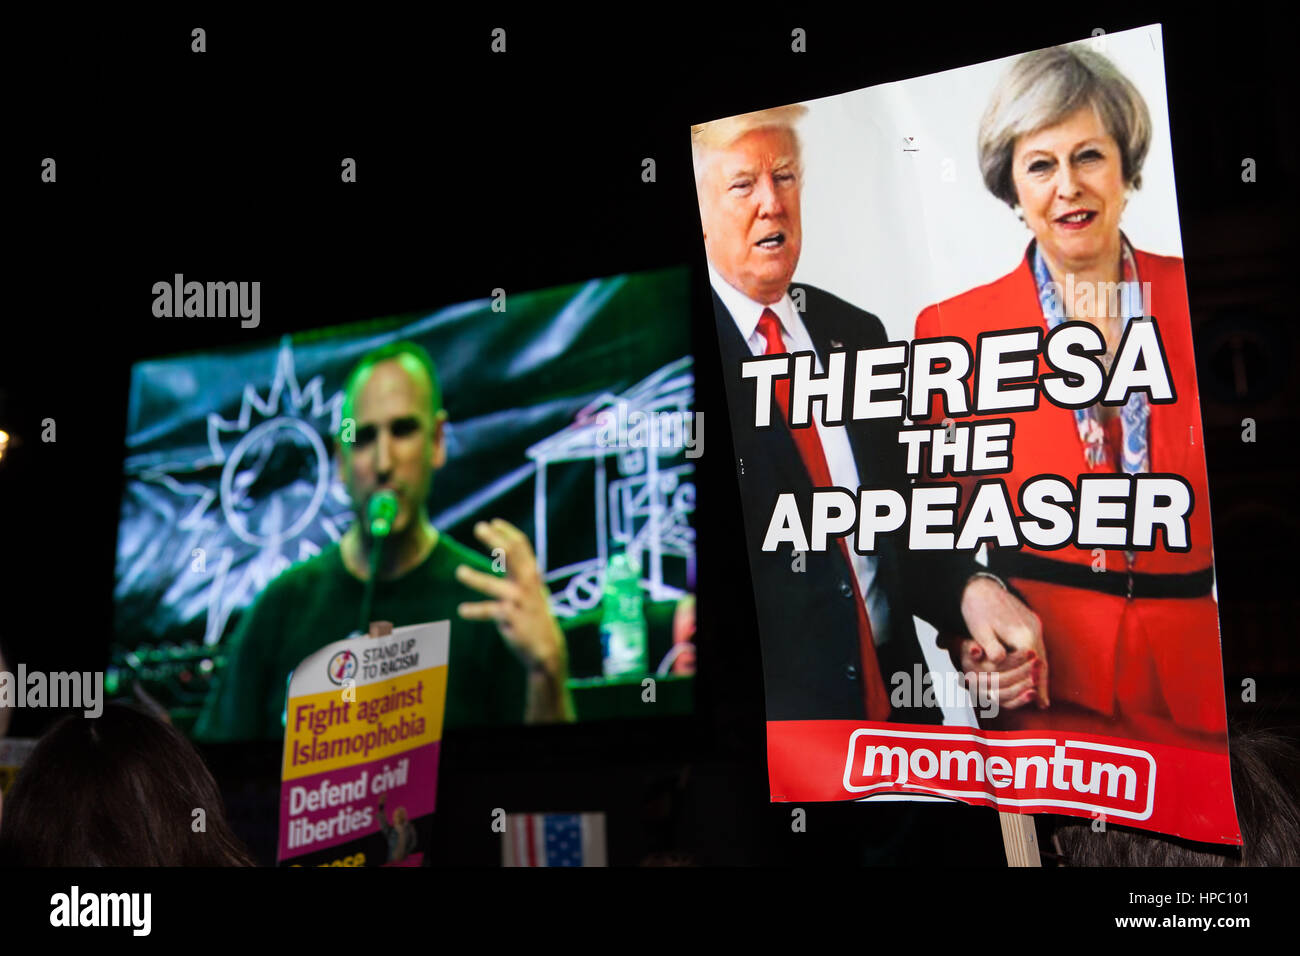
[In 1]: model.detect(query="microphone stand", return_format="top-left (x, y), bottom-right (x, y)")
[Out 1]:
top-left (358, 531), bottom-right (387, 635)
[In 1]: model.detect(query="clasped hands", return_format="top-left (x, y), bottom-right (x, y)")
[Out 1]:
top-left (954, 576), bottom-right (1049, 712)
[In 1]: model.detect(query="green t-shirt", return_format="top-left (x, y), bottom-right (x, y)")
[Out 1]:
top-left (193, 534), bottom-right (527, 742)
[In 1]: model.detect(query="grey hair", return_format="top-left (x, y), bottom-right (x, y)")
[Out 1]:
top-left (978, 45), bottom-right (1151, 208)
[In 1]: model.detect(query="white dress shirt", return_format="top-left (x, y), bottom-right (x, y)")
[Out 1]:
top-left (709, 260), bottom-right (892, 646)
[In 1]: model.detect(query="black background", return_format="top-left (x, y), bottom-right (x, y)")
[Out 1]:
top-left (2, 6), bottom-right (1296, 930)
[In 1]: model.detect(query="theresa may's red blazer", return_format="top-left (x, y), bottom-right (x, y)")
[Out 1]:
top-left (914, 246), bottom-right (1226, 744)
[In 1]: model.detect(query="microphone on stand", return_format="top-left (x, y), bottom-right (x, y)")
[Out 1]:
top-left (359, 490), bottom-right (400, 633)
top-left (368, 490), bottom-right (399, 539)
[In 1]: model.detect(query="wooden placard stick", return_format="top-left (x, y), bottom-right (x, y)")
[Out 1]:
top-left (1000, 811), bottom-right (1042, 866)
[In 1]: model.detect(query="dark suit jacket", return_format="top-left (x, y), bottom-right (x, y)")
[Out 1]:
top-left (712, 282), bottom-right (977, 723)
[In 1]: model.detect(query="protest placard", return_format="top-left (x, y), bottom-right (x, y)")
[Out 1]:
top-left (278, 621), bottom-right (448, 866)
top-left (692, 24), bottom-right (1238, 845)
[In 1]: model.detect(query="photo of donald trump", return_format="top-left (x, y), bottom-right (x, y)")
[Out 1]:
top-left (692, 105), bottom-right (1045, 724)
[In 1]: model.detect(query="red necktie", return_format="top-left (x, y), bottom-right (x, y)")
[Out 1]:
top-left (758, 308), bottom-right (892, 722)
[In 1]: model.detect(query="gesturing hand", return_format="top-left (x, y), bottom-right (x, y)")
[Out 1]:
top-left (454, 519), bottom-right (566, 675)
top-left (957, 576), bottom-right (1049, 711)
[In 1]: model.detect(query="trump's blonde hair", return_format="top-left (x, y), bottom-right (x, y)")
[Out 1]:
top-left (691, 104), bottom-right (809, 186)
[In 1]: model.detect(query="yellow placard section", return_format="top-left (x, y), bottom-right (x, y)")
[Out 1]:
top-left (282, 665), bottom-right (446, 781)
top-left (0, 766), bottom-right (20, 795)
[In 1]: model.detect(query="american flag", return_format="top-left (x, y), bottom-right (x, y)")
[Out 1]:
top-left (502, 812), bottom-right (607, 867)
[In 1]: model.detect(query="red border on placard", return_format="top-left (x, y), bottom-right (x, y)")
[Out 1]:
top-left (767, 720), bottom-right (1240, 846)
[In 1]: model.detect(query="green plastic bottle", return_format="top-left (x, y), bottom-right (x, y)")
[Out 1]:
top-left (600, 551), bottom-right (647, 679)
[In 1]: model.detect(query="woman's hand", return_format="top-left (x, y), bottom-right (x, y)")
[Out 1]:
top-left (957, 576), bottom-right (1049, 710)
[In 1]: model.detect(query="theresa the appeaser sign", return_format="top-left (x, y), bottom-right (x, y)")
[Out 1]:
top-left (692, 23), bottom-right (1238, 844)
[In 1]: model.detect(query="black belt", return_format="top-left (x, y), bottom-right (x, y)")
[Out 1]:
top-left (987, 550), bottom-right (1214, 600)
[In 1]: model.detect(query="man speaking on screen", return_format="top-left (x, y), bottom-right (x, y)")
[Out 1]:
top-left (195, 341), bottom-right (575, 743)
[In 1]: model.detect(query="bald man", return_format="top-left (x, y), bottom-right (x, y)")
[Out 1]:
top-left (195, 341), bottom-right (574, 743)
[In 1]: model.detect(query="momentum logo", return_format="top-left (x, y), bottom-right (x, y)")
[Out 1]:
top-left (843, 728), bottom-right (1156, 821)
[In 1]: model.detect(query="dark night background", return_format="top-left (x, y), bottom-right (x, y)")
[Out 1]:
top-left (2, 8), bottom-right (1295, 884)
